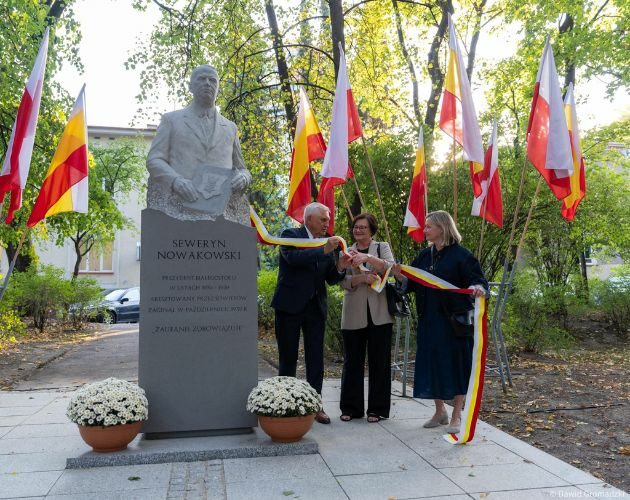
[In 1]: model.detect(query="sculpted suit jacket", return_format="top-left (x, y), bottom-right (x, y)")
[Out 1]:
top-left (340, 241), bottom-right (394, 330)
top-left (146, 106), bottom-right (251, 222)
top-left (271, 226), bottom-right (346, 317)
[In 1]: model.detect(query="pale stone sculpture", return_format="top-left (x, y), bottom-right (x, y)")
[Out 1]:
top-left (146, 65), bottom-right (251, 224)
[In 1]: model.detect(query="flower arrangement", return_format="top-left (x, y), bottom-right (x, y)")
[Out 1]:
top-left (67, 377), bottom-right (148, 427)
top-left (246, 376), bottom-right (322, 417)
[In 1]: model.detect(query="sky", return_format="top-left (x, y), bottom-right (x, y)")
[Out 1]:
top-left (55, 0), bottom-right (629, 133)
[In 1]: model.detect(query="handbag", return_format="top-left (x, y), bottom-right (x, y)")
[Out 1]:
top-left (447, 310), bottom-right (474, 337)
top-left (377, 243), bottom-right (410, 318)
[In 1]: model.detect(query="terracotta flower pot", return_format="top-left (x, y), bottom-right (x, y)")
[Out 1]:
top-left (258, 414), bottom-right (315, 443)
top-left (78, 421), bottom-right (143, 452)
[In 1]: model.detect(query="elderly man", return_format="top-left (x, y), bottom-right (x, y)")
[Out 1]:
top-left (147, 64), bottom-right (251, 224)
top-left (271, 203), bottom-right (351, 424)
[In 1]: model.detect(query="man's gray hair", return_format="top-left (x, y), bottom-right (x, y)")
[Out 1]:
top-left (303, 202), bottom-right (329, 221)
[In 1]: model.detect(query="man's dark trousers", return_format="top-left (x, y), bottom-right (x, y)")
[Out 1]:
top-left (275, 297), bottom-right (326, 394)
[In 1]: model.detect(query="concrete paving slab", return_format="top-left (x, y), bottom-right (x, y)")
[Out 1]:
top-left (440, 462), bottom-right (570, 493)
top-left (0, 470), bottom-right (63, 499)
top-left (0, 451), bottom-right (68, 473)
top-left (336, 468), bottom-right (464, 499)
top-left (469, 486), bottom-right (590, 499)
top-left (0, 427), bottom-right (12, 439)
top-left (417, 442), bottom-right (523, 468)
top-left (0, 415), bottom-right (27, 426)
top-left (46, 489), bottom-right (169, 500)
top-left (226, 476), bottom-right (347, 500)
top-left (0, 391), bottom-right (58, 408)
top-left (3, 422), bottom-right (77, 439)
top-left (578, 482), bottom-right (629, 497)
top-left (20, 407), bottom-right (71, 425)
top-left (223, 454), bottom-right (331, 483)
top-left (0, 435), bottom-right (86, 455)
top-left (48, 463), bottom-right (171, 496)
top-left (388, 398), bottom-right (436, 420)
top-left (0, 405), bottom-right (41, 417)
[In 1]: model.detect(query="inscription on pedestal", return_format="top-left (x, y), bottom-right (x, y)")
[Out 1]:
top-left (139, 209), bottom-right (257, 435)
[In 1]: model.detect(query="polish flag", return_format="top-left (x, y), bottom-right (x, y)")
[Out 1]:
top-left (403, 129), bottom-right (428, 241)
top-left (471, 119), bottom-right (503, 228)
top-left (527, 38), bottom-right (572, 200)
top-left (0, 28), bottom-right (49, 223)
top-left (317, 43), bottom-right (362, 234)
top-left (561, 83), bottom-right (586, 221)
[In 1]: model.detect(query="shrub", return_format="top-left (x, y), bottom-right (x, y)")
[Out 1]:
top-left (66, 277), bottom-right (105, 328)
top-left (8, 265), bottom-right (71, 332)
top-left (590, 274), bottom-right (630, 339)
top-left (503, 271), bottom-right (574, 353)
top-left (325, 286), bottom-right (344, 357)
top-left (0, 309), bottom-right (27, 349)
top-left (257, 269), bottom-right (277, 332)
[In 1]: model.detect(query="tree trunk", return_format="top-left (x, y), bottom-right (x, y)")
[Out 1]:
top-left (392, 0), bottom-right (422, 127)
top-left (559, 13), bottom-right (575, 90)
top-left (5, 238), bottom-right (32, 273)
top-left (466, 0), bottom-right (487, 83)
top-left (329, 0), bottom-right (345, 78)
top-left (424, 0), bottom-right (452, 133)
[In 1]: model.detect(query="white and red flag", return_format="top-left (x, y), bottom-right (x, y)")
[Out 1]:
top-left (317, 43), bottom-right (362, 235)
top-left (527, 38), bottom-right (573, 200)
top-left (0, 28), bottom-right (49, 223)
top-left (403, 129), bottom-right (428, 242)
top-left (560, 83), bottom-right (586, 221)
top-left (439, 15), bottom-right (484, 196)
top-left (471, 119), bottom-right (503, 228)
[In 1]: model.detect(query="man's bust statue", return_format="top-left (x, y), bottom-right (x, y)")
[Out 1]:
top-left (146, 65), bottom-right (251, 224)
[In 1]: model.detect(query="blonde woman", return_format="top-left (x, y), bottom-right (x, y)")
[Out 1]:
top-left (392, 211), bottom-right (487, 432)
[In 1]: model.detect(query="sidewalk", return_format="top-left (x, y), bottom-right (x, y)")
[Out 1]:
top-left (0, 378), bottom-right (626, 499)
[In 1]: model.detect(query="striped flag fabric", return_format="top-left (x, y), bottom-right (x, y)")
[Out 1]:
top-left (403, 129), bottom-right (428, 242)
top-left (439, 15), bottom-right (484, 196)
top-left (471, 119), bottom-right (503, 228)
top-left (317, 43), bottom-right (362, 235)
top-left (0, 28), bottom-right (49, 223)
top-left (561, 83), bottom-right (586, 221)
top-left (527, 39), bottom-right (573, 200)
top-left (286, 89), bottom-right (327, 223)
top-left (27, 86), bottom-right (88, 228)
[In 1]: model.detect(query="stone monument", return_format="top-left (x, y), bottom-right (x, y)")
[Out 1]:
top-left (139, 65), bottom-right (257, 437)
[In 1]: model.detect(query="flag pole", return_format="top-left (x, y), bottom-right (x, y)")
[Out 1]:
top-left (339, 185), bottom-right (355, 219)
top-left (349, 175), bottom-right (366, 209)
top-left (452, 131), bottom-right (458, 224)
top-left (477, 195), bottom-right (489, 259)
top-left (506, 152), bottom-right (529, 258)
top-left (360, 136), bottom-right (392, 245)
top-left (0, 229), bottom-right (29, 303)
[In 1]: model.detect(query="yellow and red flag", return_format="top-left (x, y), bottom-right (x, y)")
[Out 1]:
top-left (403, 129), bottom-right (428, 242)
top-left (317, 43), bottom-right (361, 235)
top-left (0, 28), bottom-right (49, 223)
top-left (527, 38), bottom-right (573, 200)
top-left (286, 89), bottom-right (327, 223)
top-left (439, 15), bottom-right (484, 196)
top-left (561, 83), bottom-right (586, 221)
top-left (471, 119), bottom-right (503, 228)
top-left (27, 86), bottom-right (88, 228)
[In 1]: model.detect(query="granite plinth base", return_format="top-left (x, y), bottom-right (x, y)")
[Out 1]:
top-left (144, 427), bottom-right (253, 440)
top-left (66, 428), bottom-right (318, 469)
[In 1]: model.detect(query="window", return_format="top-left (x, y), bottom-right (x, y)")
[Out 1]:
top-left (80, 241), bottom-right (114, 273)
top-left (122, 288), bottom-right (140, 302)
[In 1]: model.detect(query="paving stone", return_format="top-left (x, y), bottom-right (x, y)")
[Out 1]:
top-left (578, 482), bottom-right (628, 498)
top-left (0, 406), bottom-right (41, 417)
top-left (49, 463), bottom-right (171, 495)
top-left (226, 476), bottom-right (347, 500)
top-left (46, 488), bottom-right (169, 499)
top-left (0, 391), bottom-right (57, 408)
top-left (416, 442), bottom-right (523, 468)
top-left (223, 454), bottom-right (331, 483)
top-left (469, 486), bottom-right (594, 499)
top-left (0, 470), bottom-right (62, 498)
top-left (3, 422), bottom-right (77, 439)
top-left (0, 427), bottom-right (12, 438)
top-left (440, 462), bottom-right (571, 493)
top-left (0, 451), bottom-right (68, 473)
top-left (0, 415), bottom-right (27, 427)
top-left (336, 468), bottom-right (464, 499)
top-left (387, 398), bottom-right (436, 420)
top-left (0, 435), bottom-right (86, 455)
top-left (167, 461), bottom-right (226, 500)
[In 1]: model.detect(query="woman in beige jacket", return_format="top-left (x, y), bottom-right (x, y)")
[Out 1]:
top-left (340, 213), bottom-right (395, 422)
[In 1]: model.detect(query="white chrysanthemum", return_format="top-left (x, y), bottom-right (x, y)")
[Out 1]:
top-left (246, 376), bottom-right (322, 417)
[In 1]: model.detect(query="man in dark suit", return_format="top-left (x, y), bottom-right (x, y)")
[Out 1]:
top-left (271, 202), bottom-right (351, 424)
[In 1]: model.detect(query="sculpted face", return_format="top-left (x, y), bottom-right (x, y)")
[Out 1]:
top-left (305, 208), bottom-right (330, 238)
top-left (189, 66), bottom-right (219, 106)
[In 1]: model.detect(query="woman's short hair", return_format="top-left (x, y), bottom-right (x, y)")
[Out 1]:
top-left (352, 213), bottom-right (378, 236)
top-left (426, 210), bottom-right (461, 246)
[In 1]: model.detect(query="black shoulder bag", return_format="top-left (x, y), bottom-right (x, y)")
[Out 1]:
top-left (377, 243), bottom-right (410, 318)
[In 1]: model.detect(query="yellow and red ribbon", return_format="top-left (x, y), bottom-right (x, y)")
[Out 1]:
top-left (400, 265), bottom-right (488, 445)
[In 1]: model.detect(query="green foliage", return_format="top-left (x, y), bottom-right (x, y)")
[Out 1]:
top-left (257, 269), bottom-right (278, 332)
top-left (324, 286), bottom-right (344, 357)
top-left (7, 265), bottom-right (70, 332)
top-left (0, 309), bottom-right (27, 350)
top-left (65, 277), bottom-right (104, 329)
top-left (590, 273), bottom-right (630, 339)
top-left (503, 271), bottom-right (574, 353)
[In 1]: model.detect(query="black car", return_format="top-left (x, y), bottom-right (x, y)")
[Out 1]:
top-left (97, 287), bottom-right (140, 323)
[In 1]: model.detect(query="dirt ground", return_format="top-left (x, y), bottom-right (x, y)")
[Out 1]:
top-left (259, 326), bottom-right (629, 492)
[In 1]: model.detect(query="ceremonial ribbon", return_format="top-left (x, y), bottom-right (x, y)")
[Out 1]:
top-left (400, 265), bottom-right (488, 445)
top-left (250, 207), bottom-right (387, 292)
top-left (250, 207), bottom-right (487, 443)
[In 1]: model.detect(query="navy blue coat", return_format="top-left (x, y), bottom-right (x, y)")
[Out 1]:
top-left (271, 226), bottom-right (345, 316)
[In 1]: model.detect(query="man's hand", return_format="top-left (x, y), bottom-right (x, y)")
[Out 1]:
top-left (350, 251), bottom-right (370, 266)
top-left (173, 178), bottom-right (199, 202)
top-left (324, 236), bottom-right (342, 254)
top-left (231, 172), bottom-right (249, 191)
top-left (391, 263), bottom-right (403, 280)
top-left (469, 284), bottom-right (486, 297)
top-left (337, 252), bottom-right (352, 271)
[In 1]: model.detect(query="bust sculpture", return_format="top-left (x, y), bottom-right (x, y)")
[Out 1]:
top-left (146, 65), bottom-right (251, 224)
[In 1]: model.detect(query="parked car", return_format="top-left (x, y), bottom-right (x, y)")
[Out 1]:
top-left (95, 287), bottom-right (140, 323)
